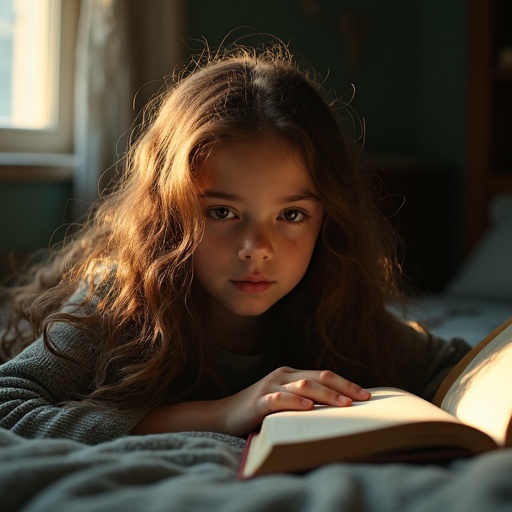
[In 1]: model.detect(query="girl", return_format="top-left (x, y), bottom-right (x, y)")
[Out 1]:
top-left (0, 44), bottom-right (469, 444)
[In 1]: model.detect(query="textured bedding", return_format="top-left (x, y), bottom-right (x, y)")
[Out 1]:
top-left (1, 427), bottom-right (512, 512)
top-left (397, 295), bottom-right (512, 346)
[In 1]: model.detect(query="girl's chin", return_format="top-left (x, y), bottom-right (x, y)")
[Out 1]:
top-left (214, 300), bottom-right (277, 319)
top-left (204, 290), bottom-right (288, 319)
top-left (225, 305), bottom-right (274, 318)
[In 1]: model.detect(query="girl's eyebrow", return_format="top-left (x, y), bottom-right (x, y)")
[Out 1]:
top-left (278, 193), bottom-right (319, 204)
top-left (200, 190), bottom-right (241, 201)
top-left (200, 190), bottom-right (319, 204)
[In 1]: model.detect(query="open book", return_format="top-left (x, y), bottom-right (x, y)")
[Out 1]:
top-left (239, 317), bottom-right (512, 479)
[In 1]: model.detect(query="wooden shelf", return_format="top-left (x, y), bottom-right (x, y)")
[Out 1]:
top-left (0, 153), bottom-right (74, 183)
top-left (466, 0), bottom-right (512, 251)
top-left (0, 166), bottom-right (73, 183)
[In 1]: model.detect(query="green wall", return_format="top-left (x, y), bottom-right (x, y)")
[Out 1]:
top-left (0, 181), bottom-right (71, 275)
top-left (415, 1), bottom-right (468, 168)
top-left (186, 0), bottom-right (468, 163)
top-left (0, 181), bottom-right (71, 250)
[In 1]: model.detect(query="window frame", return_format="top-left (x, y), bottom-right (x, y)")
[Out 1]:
top-left (0, 0), bottom-right (80, 157)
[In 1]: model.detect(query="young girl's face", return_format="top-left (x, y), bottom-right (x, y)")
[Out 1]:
top-left (193, 133), bottom-right (324, 320)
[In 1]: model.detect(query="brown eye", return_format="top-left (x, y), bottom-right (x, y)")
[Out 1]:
top-left (207, 207), bottom-right (235, 220)
top-left (279, 209), bottom-right (306, 223)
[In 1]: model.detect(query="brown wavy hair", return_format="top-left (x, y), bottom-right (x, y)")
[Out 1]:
top-left (1, 44), bottom-right (409, 408)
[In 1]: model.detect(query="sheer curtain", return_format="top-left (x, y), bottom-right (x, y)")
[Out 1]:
top-left (72, 0), bottom-right (185, 220)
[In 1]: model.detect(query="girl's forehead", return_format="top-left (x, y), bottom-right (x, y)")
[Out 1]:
top-left (200, 133), bottom-right (307, 173)
top-left (195, 133), bottom-right (316, 194)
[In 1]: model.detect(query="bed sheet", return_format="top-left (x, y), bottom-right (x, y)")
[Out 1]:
top-left (393, 295), bottom-right (512, 347)
top-left (1, 428), bottom-right (512, 512)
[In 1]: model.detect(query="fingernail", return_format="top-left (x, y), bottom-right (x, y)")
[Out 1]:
top-left (358, 389), bottom-right (371, 399)
top-left (300, 398), bottom-right (313, 407)
top-left (337, 395), bottom-right (352, 405)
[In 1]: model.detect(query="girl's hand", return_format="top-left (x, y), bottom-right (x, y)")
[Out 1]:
top-left (216, 366), bottom-right (371, 437)
top-left (131, 367), bottom-right (370, 438)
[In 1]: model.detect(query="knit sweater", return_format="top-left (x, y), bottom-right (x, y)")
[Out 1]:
top-left (0, 286), bottom-right (471, 445)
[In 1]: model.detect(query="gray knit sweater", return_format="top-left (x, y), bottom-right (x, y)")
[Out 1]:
top-left (0, 286), bottom-right (471, 445)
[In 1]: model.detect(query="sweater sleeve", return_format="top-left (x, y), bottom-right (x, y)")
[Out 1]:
top-left (0, 288), bottom-right (148, 445)
top-left (396, 321), bottom-right (472, 402)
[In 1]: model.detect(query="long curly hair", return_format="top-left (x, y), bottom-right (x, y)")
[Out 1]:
top-left (1, 44), bottom-right (409, 408)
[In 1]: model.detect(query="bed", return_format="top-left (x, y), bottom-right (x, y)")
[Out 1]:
top-left (397, 193), bottom-right (512, 347)
top-left (1, 196), bottom-right (512, 512)
top-left (1, 428), bottom-right (512, 512)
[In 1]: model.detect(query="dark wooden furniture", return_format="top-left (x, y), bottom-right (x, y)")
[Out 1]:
top-left (466, 0), bottom-right (512, 250)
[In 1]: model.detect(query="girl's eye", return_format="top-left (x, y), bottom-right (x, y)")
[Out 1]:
top-left (279, 209), bottom-right (307, 223)
top-left (207, 207), bottom-right (236, 221)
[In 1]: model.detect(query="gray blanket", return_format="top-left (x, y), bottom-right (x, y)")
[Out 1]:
top-left (1, 427), bottom-right (512, 512)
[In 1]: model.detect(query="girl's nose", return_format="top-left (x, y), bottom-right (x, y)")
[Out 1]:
top-left (238, 229), bottom-right (273, 261)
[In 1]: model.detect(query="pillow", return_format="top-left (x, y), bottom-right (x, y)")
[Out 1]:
top-left (447, 194), bottom-right (512, 299)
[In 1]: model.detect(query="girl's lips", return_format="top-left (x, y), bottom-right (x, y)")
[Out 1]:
top-left (231, 280), bottom-right (273, 293)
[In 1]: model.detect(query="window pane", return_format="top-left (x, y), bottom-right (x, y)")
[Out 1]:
top-left (0, 0), bottom-right (59, 130)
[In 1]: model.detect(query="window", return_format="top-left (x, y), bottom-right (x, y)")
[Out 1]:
top-left (0, 0), bottom-right (79, 155)
top-left (0, 0), bottom-right (59, 130)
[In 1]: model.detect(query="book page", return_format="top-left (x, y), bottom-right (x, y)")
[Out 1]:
top-left (441, 321), bottom-right (512, 445)
top-left (241, 388), bottom-right (492, 478)
top-left (261, 388), bottom-right (460, 445)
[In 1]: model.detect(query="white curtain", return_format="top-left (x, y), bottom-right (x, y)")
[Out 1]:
top-left (73, 0), bottom-right (133, 220)
top-left (72, 0), bottom-right (185, 220)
